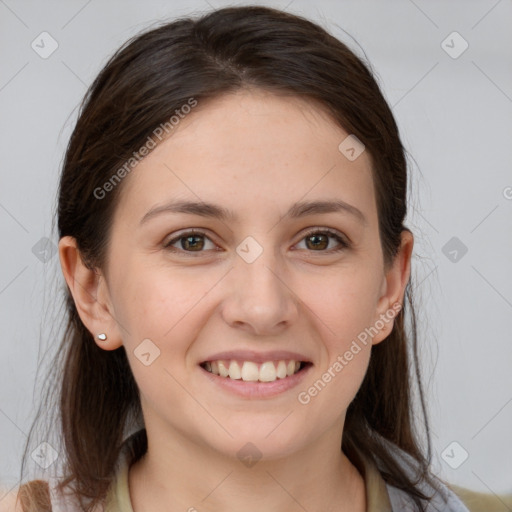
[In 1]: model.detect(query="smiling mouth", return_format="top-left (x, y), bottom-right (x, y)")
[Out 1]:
top-left (199, 359), bottom-right (311, 383)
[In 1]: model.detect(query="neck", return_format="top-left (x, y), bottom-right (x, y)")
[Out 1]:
top-left (128, 424), bottom-right (366, 512)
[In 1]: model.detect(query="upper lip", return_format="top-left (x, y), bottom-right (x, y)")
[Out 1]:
top-left (200, 350), bottom-right (312, 365)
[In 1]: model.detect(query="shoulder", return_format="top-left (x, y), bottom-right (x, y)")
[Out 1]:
top-left (1, 479), bottom-right (110, 512)
top-left (448, 483), bottom-right (512, 512)
top-left (371, 438), bottom-right (511, 512)
top-left (0, 480), bottom-right (51, 512)
top-left (0, 488), bottom-right (21, 512)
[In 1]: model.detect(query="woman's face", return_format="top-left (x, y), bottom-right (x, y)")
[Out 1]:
top-left (70, 89), bottom-right (411, 460)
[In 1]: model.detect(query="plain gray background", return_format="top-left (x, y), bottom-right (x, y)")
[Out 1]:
top-left (1, 0), bottom-right (511, 496)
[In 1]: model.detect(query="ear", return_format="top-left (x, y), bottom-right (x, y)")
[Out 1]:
top-left (371, 229), bottom-right (414, 345)
top-left (58, 236), bottom-right (123, 351)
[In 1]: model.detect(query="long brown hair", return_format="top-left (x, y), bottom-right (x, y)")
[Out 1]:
top-left (18, 5), bottom-right (442, 511)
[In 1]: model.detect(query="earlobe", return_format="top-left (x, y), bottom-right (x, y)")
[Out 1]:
top-left (58, 236), bottom-right (123, 351)
top-left (371, 230), bottom-right (414, 345)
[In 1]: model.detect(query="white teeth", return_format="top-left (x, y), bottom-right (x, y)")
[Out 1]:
top-left (276, 360), bottom-right (287, 379)
top-left (218, 360), bottom-right (229, 377)
top-left (241, 361), bottom-right (259, 381)
top-left (228, 360), bottom-right (242, 380)
top-left (259, 361), bottom-right (277, 382)
top-left (203, 359), bottom-right (305, 382)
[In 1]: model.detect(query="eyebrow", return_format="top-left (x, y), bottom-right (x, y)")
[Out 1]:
top-left (139, 198), bottom-right (368, 226)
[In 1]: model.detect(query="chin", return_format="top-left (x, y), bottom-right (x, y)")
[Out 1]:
top-left (204, 426), bottom-right (308, 464)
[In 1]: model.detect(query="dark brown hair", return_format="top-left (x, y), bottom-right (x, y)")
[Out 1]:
top-left (18, 5), bottom-right (444, 511)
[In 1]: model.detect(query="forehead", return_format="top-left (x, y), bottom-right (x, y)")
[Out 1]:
top-left (113, 89), bottom-right (376, 227)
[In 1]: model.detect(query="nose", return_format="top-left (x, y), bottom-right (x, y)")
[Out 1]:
top-left (220, 245), bottom-right (300, 336)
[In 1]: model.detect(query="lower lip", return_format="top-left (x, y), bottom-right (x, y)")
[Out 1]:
top-left (199, 364), bottom-right (313, 399)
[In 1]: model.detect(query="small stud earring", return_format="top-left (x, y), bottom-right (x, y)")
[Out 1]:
top-left (97, 333), bottom-right (107, 341)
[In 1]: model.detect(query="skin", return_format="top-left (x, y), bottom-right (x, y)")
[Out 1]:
top-left (59, 89), bottom-right (413, 512)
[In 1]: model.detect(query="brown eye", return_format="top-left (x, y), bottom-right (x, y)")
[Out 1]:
top-left (164, 230), bottom-right (215, 253)
top-left (305, 233), bottom-right (329, 250)
top-left (296, 228), bottom-right (349, 253)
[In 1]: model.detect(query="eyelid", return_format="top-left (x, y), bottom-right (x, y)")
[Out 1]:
top-left (298, 227), bottom-right (350, 246)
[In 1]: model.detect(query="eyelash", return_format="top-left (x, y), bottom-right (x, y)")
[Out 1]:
top-left (163, 227), bottom-right (350, 256)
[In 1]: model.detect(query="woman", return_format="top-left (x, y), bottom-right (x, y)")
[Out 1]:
top-left (3, 5), bottom-right (507, 512)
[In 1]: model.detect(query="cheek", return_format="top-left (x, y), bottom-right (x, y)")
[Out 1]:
top-left (109, 260), bottom-right (224, 379)
top-left (296, 275), bottom-right (377, 418)
top-left (303, 264), bottom-right (382, 346)
top-left (111, 260), bottom-right (201, 338)
top-left (289, 265), bottom-right (381, 400)
top-left (110, 263), bottom-right (215, 402)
